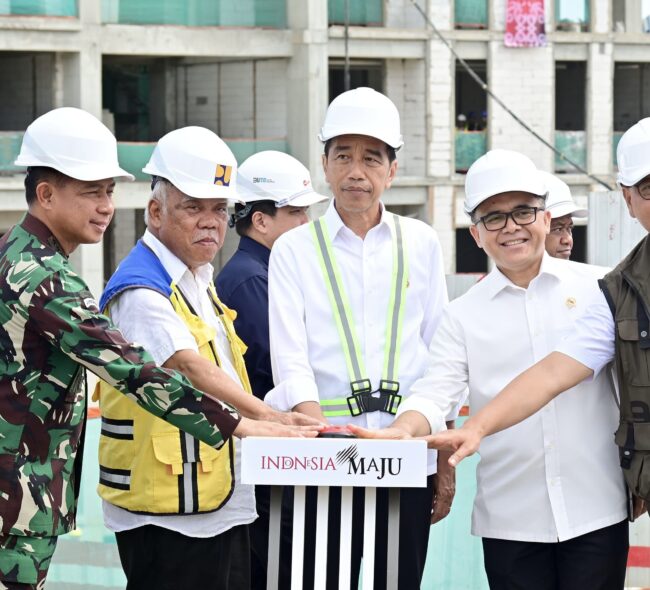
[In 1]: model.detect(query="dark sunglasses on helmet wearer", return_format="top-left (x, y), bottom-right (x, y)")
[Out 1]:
top-left (476, 206), bottom-right (545, 232)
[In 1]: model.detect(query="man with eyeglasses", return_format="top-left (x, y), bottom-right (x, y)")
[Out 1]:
top-left (539, 172), bottom-right (587, 260)
top-left (353, 149), bottom-right (628, 589)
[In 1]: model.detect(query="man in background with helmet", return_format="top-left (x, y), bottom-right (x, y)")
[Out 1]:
top-left (96, 129), bottom-right (320, 590)
top-left (217, 150), bottom-right (328, 400)
top-left (266, 88), bottom-right (455, 589)
top-left (216, 150), bottom-right (328, 590)
top-left (360, 149), bottom-right (628, 589)
top-left (540, 171), bottom-right (588, 260)
top-left (0, 110), bottom-right (318, 589)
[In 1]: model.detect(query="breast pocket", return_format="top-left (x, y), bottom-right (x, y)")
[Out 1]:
top-left (617, 319), bottom-right (650, 386)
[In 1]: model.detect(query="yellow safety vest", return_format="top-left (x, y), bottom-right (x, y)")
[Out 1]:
top-left (95, 283), bottom-right (251, 515)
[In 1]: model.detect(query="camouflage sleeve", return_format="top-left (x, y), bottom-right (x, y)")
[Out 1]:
top-left (28, 269), bottom-right (240, 448)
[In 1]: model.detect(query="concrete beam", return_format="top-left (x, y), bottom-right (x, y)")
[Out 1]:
top-left (328, 38), bottom-right (425, 59)
top-left (100, 25), bottom-right (292, 58)
top-left (0, 29), bottom-right (81, 52)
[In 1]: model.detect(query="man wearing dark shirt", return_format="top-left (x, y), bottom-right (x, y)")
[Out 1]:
top-left (216, 150), bottom-right (326, 590)
top-left (217, 151), bottom-right (327, 399)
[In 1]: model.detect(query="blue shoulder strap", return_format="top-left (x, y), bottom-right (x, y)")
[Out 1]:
top-left (100, 240), bottom-right (172, 311)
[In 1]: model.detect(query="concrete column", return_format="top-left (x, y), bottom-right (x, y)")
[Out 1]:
top-left (69, 241), bottom-right (105, 300)
top-left (286, 0), bottom-right (329, 190)
top-left (626, 0), bottom-right (643, 33)
top-left (71, 0), bottom-right (105, 292)
top-left (591, 0), bottom-right (612, 33)
top-left (587, 42), bottom-right (614, 178)
top-left (426, 39), bottom-right (453, 180)
top-left (487, 41), bottom-right (554, 171)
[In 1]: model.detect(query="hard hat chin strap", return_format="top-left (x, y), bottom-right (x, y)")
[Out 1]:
top-left (228, 203), bottom-right (254, 228)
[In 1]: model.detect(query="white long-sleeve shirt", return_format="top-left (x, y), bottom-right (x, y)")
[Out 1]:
top-left (267, 200), bottom-right (451, 473)
top-left (400, 254), bottom-right (626, 541)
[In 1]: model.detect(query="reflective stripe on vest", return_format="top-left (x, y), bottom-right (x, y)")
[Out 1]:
top-left (310, 214), bottom-right (408, 417)
top-left (96, 282), bottom-right (249, 515)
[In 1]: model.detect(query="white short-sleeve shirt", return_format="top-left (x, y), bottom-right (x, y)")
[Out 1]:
top-left (400, 255), bottom-right (627, 542)
top-left (102, 230), bottom-right (256, 538)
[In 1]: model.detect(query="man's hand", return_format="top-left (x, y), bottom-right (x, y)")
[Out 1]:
top-left (431, 450), bottom-right (455, 524)
top-left (265, 409), bottom-right (326, 427)
top-left (422, 422), bottom-right (484, 467)
top-left (292, 401), bottom-right (328, 423)
top-left (346, 424), bottom-right (412, 440)
top-left (233, 416), bottom-right (322, 439)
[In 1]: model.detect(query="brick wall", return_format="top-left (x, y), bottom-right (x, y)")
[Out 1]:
top-left (386, 58), bottom-right (427, 177)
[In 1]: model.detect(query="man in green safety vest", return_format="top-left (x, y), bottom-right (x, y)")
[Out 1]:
top-left (266, 87), bottom-right (457, 589)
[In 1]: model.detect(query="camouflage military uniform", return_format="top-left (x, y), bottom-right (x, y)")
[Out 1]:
top-left (0, 214), bottom-right (241, 585)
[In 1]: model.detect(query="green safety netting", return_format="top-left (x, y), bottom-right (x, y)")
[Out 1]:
top-left (455, 131), bottom-right (487, 173)
top-left (554, 130), bottom-right (586, 173)
top-left (613, 131), bottom-right (624, 168)
top-left (328, 0), bottom-right (382, 26)
top-left (0, 0), bottom-right (76, 16)
top-left (0, 132), bottom-right (23, 174)
top-left (455, 0), bottom-right (488, 27)
top-left (555, 0), bottom-right (589, 24)
top-left (101, 0), bottom-right (285, 28)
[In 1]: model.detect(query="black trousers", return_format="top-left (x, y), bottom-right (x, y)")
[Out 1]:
top-left (115, 523), bottom-right (251, 590)
top-left (482, 519), bottom-right (629, 590)
top-left (278, 475), bottom-right (435, 590)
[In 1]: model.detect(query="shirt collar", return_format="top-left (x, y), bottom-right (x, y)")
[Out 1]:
top-left (324, 199), bottom-right (390, 239)
top-left (142, 229), bottom-right (214, 287)
top-left (238, 235), bottom-right (270, 265)
top-left (482, 252), bottom-right (563, 299)
top-left (21, 212), bottom-right (68, 257)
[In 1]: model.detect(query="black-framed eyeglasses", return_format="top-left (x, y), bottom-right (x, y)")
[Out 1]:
top-left (477, 206), bottom-right (544, 232)
top-left (635, 181), bottom-right (650, 200)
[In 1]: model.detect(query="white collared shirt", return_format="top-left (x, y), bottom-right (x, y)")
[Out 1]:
top-left (399, 254), bottom-right (626, 542)
top-left (267, 200), bottom-right (451, 473)
top-left (554, 288), bottom-right (616, 375)
top-left (102, 230), bottom-right (256, 538)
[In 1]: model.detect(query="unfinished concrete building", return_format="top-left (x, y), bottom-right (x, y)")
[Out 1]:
top-left (0, 0), bottom-right (646, 291)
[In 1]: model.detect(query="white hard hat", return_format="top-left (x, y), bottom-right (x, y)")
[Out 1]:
top-left (464, 149), bottom-right (546, 214)
top-left (318, 87), bottom-right (404, 150)
top-left (14, 107), bottom-right (134, 181)
top-left (237, 151), bottom-right (328, 207)
top-left (539, 171), bottom-right (587, 219)
top-left (617, 118), bottom-right (650, 186)
top-left (143, 126), bottom-right (242, 202)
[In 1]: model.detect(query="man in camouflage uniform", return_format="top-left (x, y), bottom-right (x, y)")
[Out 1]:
top-left (0, 107), bottom-right (316, 590)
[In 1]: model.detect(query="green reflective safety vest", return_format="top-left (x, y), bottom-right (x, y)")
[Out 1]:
top-left (310, 213), bottom-right (408, 417)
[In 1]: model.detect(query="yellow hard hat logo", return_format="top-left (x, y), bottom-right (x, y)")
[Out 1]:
top-left (214, 164), bottom-right (232, 186)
